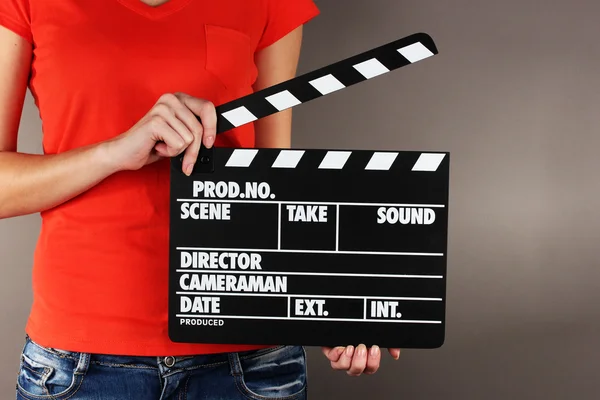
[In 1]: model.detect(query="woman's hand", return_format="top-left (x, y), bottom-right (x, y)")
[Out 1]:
top-left (1, 32), bottom-right (221, 217)
top-left (321, 345), bottom-right (401, 376)
top-left (106, 92), bottom-right (217, 175)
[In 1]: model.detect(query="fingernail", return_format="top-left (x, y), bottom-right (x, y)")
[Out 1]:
top-left (370, 345), bottom-right (380, 357)
top-left (185, 164), bottom-right (194, 176)
top-left (345, 346), bottom-right (354, 356)
top-left (205, 135), bottom-right (214, 148)
top-left (359, 345), bottom-right (367, 357)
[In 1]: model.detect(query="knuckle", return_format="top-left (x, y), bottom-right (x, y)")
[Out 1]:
top-left (159, 93), bottom-right (177, 103)
top-left (168, 138), bottom-right (184, 152)
top-left (201, 101), bottom-right (216, 116)
top-left (149, 115), bottom-right (164, 128)
top-left (192, 123), bottom-right (204, 138)
top-left (153, 103), bottom-right (170, 116)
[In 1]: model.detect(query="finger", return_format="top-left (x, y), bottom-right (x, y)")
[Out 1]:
top-left (178, 93), bottom-right (217, 148)
top-left (346, 344), bottom-right (368, 377)
top-left (330, 345), bottom-right (354, 371)
top-left (169, 96), bottom-right (207, 175)
top-left (181, 125), bottom-right (203, 176)
top-left (150, 117), bottom-right (187, 158)
top-left (151, 103), bottom-right (195, 165)
top-left (388, 348), bottom-right (401, 360)
top-left (364, 345), bottom-right (381, 375)
top-left (321, 346), bottom-right (345, 363)
top-left (171, 93), bottom-right (206, 140)
top-left (153, 95), bottom-right (195, 145)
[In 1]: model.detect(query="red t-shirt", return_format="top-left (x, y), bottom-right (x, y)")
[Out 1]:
top-left (0, 0), bottom-right (319, 356)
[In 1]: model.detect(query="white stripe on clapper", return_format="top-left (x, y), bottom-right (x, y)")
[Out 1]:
top-left (353, 58), bottom-right (390, 79)
top-left (398, 42), bottom-right (434, 63)
top-left (221, 106), bottom-right (257, 127)
top-left (365, 152), bottom-right (398, 170)
top-left (318, 151), bottom-right (352, 169)
top-left (265, 90), bottom-right (302, 111)
top-left (225, 149), bottom-right (258, 167)
top-left (412, 153), bottom-right (446, 171)
top-left (272, 150), bottom-right (305, 168)
top-left (309, 74), bottom-right (346, 95)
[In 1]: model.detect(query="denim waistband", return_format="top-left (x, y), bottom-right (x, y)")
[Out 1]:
top-left (23, 335), bottom-right (286, 377)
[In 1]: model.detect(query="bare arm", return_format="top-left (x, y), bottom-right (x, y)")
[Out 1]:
top-left (0, 27), bottom-right (122, 219)
top-left (0, 27), bottom-right (216, 220)
top-left (252, 26), bottom-right (304, 149)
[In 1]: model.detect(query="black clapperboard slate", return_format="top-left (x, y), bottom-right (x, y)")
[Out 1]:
top-left (169, 33), bottom-right (449, 349)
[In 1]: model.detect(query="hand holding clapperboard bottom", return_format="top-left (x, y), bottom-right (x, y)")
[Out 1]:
top-left (169, 32), bottom-right (448, 374)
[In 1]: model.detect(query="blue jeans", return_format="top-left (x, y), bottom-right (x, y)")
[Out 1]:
top-left (16, 336), bottom-right (308, 399)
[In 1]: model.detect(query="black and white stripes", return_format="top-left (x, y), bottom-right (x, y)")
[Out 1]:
top-left (213, 33), bottom-right (438, 134)
top-left (223, 149), bottom-right (446, 172)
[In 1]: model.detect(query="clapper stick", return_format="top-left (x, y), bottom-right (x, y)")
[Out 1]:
top-left (178, 32), bottom-right (438, 171)
top-left (213, 32), bottom-right (437, 133)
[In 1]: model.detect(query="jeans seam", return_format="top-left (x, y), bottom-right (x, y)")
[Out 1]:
top-left (28, 339), bottom-right (78, 362)
top-left (21, 363), bottom-right (47, 378)
top-left (161, 359), bottom-right (229, 378)
top-left (233, 373), bottom-right (306, 400)
top-left (90, 361), bottom-right (157, 370)
top-left (230, 351), bottom-right (306, 400)
top-left (41, 365), bottom-right (51, 398)
top-left (60, 375), bottom-right (85, 400)
top-left (182, 374), bottom-right (191, 400)
top-left (238, 346), bottom-right (285, 361)
top-left (17, 348), bottom-right (88, 400)
top-left (16, 372), bottom-right (84, 400)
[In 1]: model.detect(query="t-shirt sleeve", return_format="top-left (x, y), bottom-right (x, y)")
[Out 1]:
top-left (256, 0), bottom-right (320, 51)
top-left (0, 0), bottom-right (32, 44)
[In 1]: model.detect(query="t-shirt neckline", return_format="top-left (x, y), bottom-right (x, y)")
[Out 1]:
top-left (116, 0), bottom-right (194, 20)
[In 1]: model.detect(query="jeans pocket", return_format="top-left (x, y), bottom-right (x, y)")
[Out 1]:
top-left (16, 337), bottom-right (89, 400)
top-left (233, 345), bottom-right (307, 400)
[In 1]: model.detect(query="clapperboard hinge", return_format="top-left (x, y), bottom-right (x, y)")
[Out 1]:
top-left (174, 32), bottom-right (439, 174)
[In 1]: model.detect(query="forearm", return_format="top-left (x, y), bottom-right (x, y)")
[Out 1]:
top-left (0, 142), bottom-right (119, 218)
top-left (252, 26), bottom-right (303, 149)
top-left (254, 110), bottom-right (292, 148)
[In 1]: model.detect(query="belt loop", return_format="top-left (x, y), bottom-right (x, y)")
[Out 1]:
top-left (75, 352), bottom-right (91, 375)
top-left (227, 352), bottom-right (242, 376)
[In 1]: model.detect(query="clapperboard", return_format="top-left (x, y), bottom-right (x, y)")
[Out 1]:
top-left (169, 33), bottom-right (449, 349)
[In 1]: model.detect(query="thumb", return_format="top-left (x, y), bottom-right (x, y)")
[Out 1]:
top-left (388, 348), bottom-right (401, 360)
top-left (322, 346), bottom-right (346, 362)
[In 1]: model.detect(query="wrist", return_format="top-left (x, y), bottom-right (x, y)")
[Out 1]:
top-left (94, 138), bottom-right (126, 175)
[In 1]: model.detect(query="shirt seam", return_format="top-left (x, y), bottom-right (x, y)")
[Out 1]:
top-left (0, 13), bottom-right (33, 44)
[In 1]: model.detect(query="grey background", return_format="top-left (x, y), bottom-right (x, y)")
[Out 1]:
top-left (2, 0), bottom-right (599, 399)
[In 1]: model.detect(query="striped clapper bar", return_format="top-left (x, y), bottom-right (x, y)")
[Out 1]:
top-left (168, 33), bottom-right (449, 349)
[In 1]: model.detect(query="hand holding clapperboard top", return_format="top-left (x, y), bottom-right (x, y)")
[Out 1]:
top-left (168, 33), bottom-right (448, 350)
